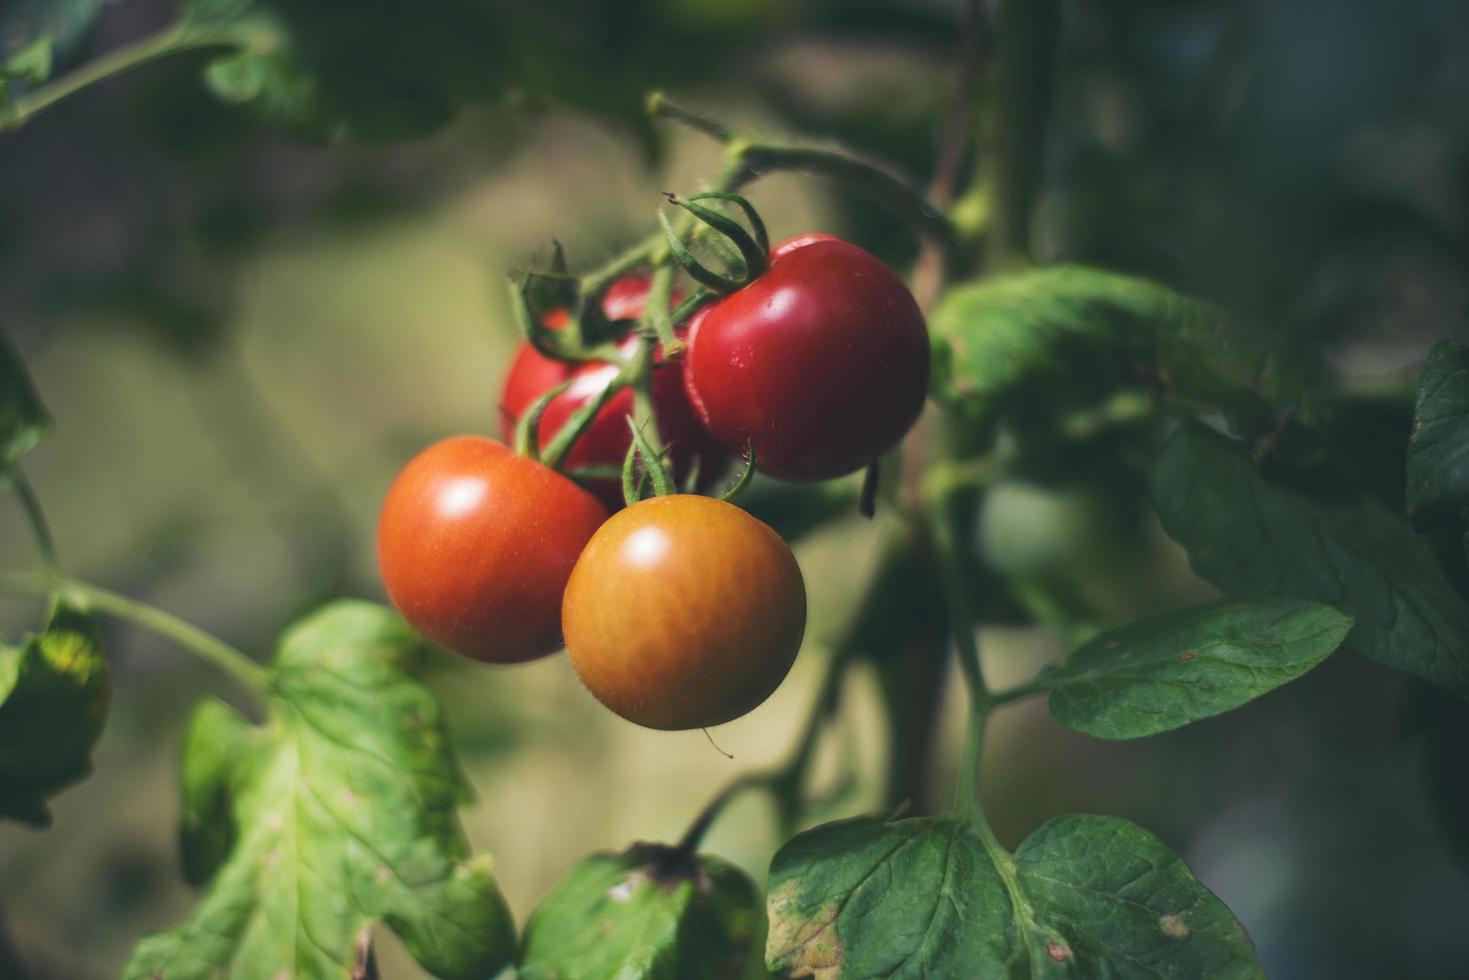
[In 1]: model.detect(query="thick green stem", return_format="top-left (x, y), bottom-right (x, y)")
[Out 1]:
top-left (956, 701), bottom-right (986, 821)
top-left (0, 23), bottom-right (242, 131)
top-left (9, 468), bottom-right (57, 569)
top-left (0, 571), bottom-right (269, 696)
top-left (991, 0), bottom-right (1061, 264)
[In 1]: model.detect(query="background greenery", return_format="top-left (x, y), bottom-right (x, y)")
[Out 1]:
top-left (1, 0), bottom-right (1467, 976)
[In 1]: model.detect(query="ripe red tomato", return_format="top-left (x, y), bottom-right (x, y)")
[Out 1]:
top-left (499, 277), bottom-right (722, 509)
top-left (768, 232), bottom-right (839, 262)
top-left (562, 494), bottom-right (806, 730)
top-left (683, 236), bottom-right (929, 481)
top-left (378, 436), bottom-right (607, 664)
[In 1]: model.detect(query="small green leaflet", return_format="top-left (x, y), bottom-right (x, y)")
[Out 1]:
top-left (766, 812), bottom-right (1262, 978)
top-left (0, 0), bottom-right (99, 83)
top-left (124, 601), bottom-right (516, 980)
top-left (1152, 423), bottom-right (1469, 700)
top-left (1407, 341), bottom-right (1469, 527)
top-left (1045, 599), bottom-right (1352, 739)
top-left (0, 328), bottom-right (52, 469)
top-left (928, 266), bottom-right (1279, 432)
top-left (520, 843), bottom-right (763, 980)
top-left (0, 602), bottom-right (108, 827)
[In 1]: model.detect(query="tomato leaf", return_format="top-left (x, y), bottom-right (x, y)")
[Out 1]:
top-left (1044, 599), bottom-right (1352, 740)
top-left (929, 266), bottom-right (1282, 432)
top-left (0, 0), bottom-right (100, 82)
top-left (0, 602), bottom-right (108, 828)
top-left (123, 600), bottom-right (516, 980)
top-left (519, 843), bottom-right (762, 980)
top-left (765, 812), bottom-right (1262, 977)
top-left (1407, 341), bottom-right (1469, 528)
top-left (0, 329), bottom-right (52, 469)
top-left (1151, 422), bottom-right (1469, 700)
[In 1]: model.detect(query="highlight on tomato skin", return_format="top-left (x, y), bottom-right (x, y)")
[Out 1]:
top-left (683, 235), bottom-right (930, 482)
top-left (561, 493), bottom-right (807, 731)
top-left (498, 276), bottom-right (723, 509)
top-left (377, 435), bottom-right (608, 665)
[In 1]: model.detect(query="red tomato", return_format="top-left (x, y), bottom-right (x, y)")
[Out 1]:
top-left (499, 277), bottom-right (723, 509)
top-left (378, 436), bottom-right (607, 664)
top-left (768, 232), bottom-right (840, 262)
top-left (683, 237), bottom-right (929, 481)
top-left (562, 494), bottom-right (806, 730)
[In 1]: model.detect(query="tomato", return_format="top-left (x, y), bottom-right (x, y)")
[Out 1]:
top-left (562, 494), bottom-right (806, 730)
top-left (378, 436), bottom-right (608, 664)
top-left (768, 232), bottom-right (839, 262)
top-left (683, 236), bottom-right (929, 481)
top-left (499, 277), bottom-right (723, 509)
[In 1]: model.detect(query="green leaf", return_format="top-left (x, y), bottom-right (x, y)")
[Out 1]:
top-left (929, 266), bottom-right (1278, 432)
top-left (1151, 422), bottom-right (1469, 700)
top-left (1045, 599), bottom-right (1352, 740)
top-left (1, 38), bottom-right (53, 85)
top-left (0, 602), bottom-right (108, 828)
top-left (766, 812), bottom-right (1261, 978)
top-left (178, 697), bottom-right (260, 886)
top-left (0, 0), bottom-right (99, 81)
top-left (1407, 341), bottom-right (1469, 527)
top-left (124, 600), bottom-right (516, 980)
top-left (520, 843), bottom-right (763, 980)
top-left (0, 328), bottom-right (51, 469)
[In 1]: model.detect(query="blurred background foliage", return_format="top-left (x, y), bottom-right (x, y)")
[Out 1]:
top-left (1, 0), bottom-right (1467, 976)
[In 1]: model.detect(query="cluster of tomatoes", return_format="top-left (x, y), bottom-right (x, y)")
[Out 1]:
top-left (378, 233), bottom-right (929, 730)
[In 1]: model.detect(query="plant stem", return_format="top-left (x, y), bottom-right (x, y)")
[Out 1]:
top-left (991, 0), bottom-right (1061, 265)
top-left (731, 141), bottom-right (964, 268)
top-left (0, 23), bottom-right (241, 131)
top-left (646, 91), bottom-right (731, 143)
top-left (956, 700), bottom-right (987, 820)
top-left (9, 468), bottom-right (57, 569)
top-left (0, 571), bottom-right (269, 695)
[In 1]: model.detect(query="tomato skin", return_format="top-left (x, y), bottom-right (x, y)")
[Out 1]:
top-left (768, 232), bottom-right (840, 262)
top-left (684, 237), bottom-right (929, 481)
top-left (499, 278), bottom-right (722, 509)
top-left (562, 494), bottom-right (806, 730)
top-left (378, 436), bottom-right (608, 664)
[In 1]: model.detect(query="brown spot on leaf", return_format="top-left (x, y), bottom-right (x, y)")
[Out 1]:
top-left (767, 880), bottom-right (844, 980)
top-left (1160, 914), bottom-right (1191, 939)
top-left (1176, 651), bottom-right (1196, 662)
top-left (1046, 941), bottom-right (1072, 962)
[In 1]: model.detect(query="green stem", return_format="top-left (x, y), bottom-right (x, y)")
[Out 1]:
top-left (956, 700), bottom-right (986, 821)
top-left (990, 0), bottom-right (1061, 265)
top-left (731, 141), bottom-right (963, 268)
top-left (0, 23), bottom-right (242, 131)
top-left (9, 468), bottom-right (56, 569)
top-left (0, 571), bottom-right (269, 696)
top-left (646, 91), bottom-right (732, 143)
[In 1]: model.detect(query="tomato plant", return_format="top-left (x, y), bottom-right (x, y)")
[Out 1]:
top-left (684, 236), bottom-right (930, 481)
top-left (563, 493), bottom-right (807, 730)
top-left (3, 1), bottom-right (1468, 978)
top-left (378, 435), bottom-right (608, 664)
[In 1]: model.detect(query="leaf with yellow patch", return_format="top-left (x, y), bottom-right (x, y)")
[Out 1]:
top-left (766, 812), bottom-right (1262, 978)
top-left (123, 601), bottom-right (515, 980)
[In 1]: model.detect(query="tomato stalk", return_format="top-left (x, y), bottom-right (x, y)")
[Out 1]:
top-left (0, 570), bottom-right (269, 697)
top-left (0, 22), bottom-right (248, 132)
top-left (8, 467), bottom-right (57, 570)
top-left (512, 379), bottom-right (574, 461)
